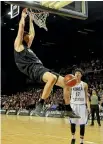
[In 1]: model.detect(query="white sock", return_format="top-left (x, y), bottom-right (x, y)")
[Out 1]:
top-left (72, 134), bottom-right (75, 139)
top-left (80, 138), bottom-right (84, 143)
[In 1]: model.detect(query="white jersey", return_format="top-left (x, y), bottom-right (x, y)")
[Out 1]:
top-left (70, 81), bottom-right (86, 104)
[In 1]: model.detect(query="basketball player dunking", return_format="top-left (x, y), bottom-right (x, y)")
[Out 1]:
top-left (69, 69), bottom-right (90, 144)
top-left (14, 9), bottom-right (80, 118)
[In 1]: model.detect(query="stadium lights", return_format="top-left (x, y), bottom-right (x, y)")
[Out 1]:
top-left (10, 28), bottom-right (15, 31)
top-left (84, 29), bottom-right (95, 32)
top-left (8, 12), bottom-right (11, 15)
top-left (78, 31), bottom-right (88, 34)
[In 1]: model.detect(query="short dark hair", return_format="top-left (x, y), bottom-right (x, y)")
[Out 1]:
top-left (74, 68), bottom-right (84, 75)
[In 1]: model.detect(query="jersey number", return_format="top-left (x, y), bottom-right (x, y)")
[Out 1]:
top-left (76, 92), bottom-right (80, 97)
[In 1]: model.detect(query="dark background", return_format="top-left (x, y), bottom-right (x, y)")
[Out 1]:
top-left (1, 1), bottom-right (103, 94)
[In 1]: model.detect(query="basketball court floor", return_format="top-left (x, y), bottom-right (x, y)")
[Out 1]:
top-left (1, 115), bottom-right (103, 144)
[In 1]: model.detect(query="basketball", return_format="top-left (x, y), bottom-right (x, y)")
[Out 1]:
top-left (64, 74), bottom-right (77, 87)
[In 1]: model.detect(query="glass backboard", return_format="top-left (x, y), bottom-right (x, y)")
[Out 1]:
top-left (5, 1), bottom-right (88, 20)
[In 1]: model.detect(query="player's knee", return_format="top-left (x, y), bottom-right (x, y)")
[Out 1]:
top-left (49, 74), bottom-right (57, 85)
top-left (42, 72), bottom-right (57, 84)
top-left (80, 124), bottom-right (85, 136)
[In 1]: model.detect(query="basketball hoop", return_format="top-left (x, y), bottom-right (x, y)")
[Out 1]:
top-left (28, 9), bottom-right (49, 31)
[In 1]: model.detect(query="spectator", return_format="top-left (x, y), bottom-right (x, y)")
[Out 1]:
top-left (98, 89), bottom-right (103, 98)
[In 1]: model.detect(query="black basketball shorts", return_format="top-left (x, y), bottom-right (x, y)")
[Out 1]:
top-left (29, 64), bottom-right (60, 84)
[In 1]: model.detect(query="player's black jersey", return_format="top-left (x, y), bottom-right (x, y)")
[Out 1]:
top-left (14, 45), bottom-right (43, 76)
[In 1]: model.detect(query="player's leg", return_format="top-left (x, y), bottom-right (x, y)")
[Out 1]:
top-left (90, 107), bottom-right (95, 126)
top-left (95, 105), bottom-right (101, 126)
top-left (54, 75), bottom-right (80, 118)
top-left (70, 124), bottom-right (76, 144)
top-left (42, 72), bottom-right (80, 118)
top-left (34, 72), bottom-right (57, 116)
top-left (35, 71), bottom-right (80, 118)
top-left (41, 72), bottom-right (57, 99)
top-left (80, 124), bottom-right (85, 144)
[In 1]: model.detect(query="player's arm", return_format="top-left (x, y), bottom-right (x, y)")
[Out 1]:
top-left (28, 12), bottom-right (35, 48)
top-left (84, 83), bottom-right (90, 110)
top-left (14, 9), bottom-right (27, 49)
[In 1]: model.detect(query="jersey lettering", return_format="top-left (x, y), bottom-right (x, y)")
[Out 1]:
top-left (73, 98), bottom-right (84, 101)
top-left (70, 81), bottom-right (86, 104)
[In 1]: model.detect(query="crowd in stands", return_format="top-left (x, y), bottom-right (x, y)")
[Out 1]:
top-left (59, 59), bottom-right (103, 75)
top-left (79, 59), bottom-right (103, 72)
top-left (1, 89), bottom-right (64, 110)
top-left (1, 59), bottom-right (103, 111)
top-left (1, 87), bottom-right (103, 111)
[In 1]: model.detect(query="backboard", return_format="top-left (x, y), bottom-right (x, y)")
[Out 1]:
top-left (5, 1), bottom-right (88, 20)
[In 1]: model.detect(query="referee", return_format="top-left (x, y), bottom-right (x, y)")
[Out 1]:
top-left (90, 90), bottom-right (101, 126)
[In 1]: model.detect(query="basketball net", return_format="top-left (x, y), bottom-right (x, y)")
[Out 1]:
top-left (28, 9), bottom-right (49, 31)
